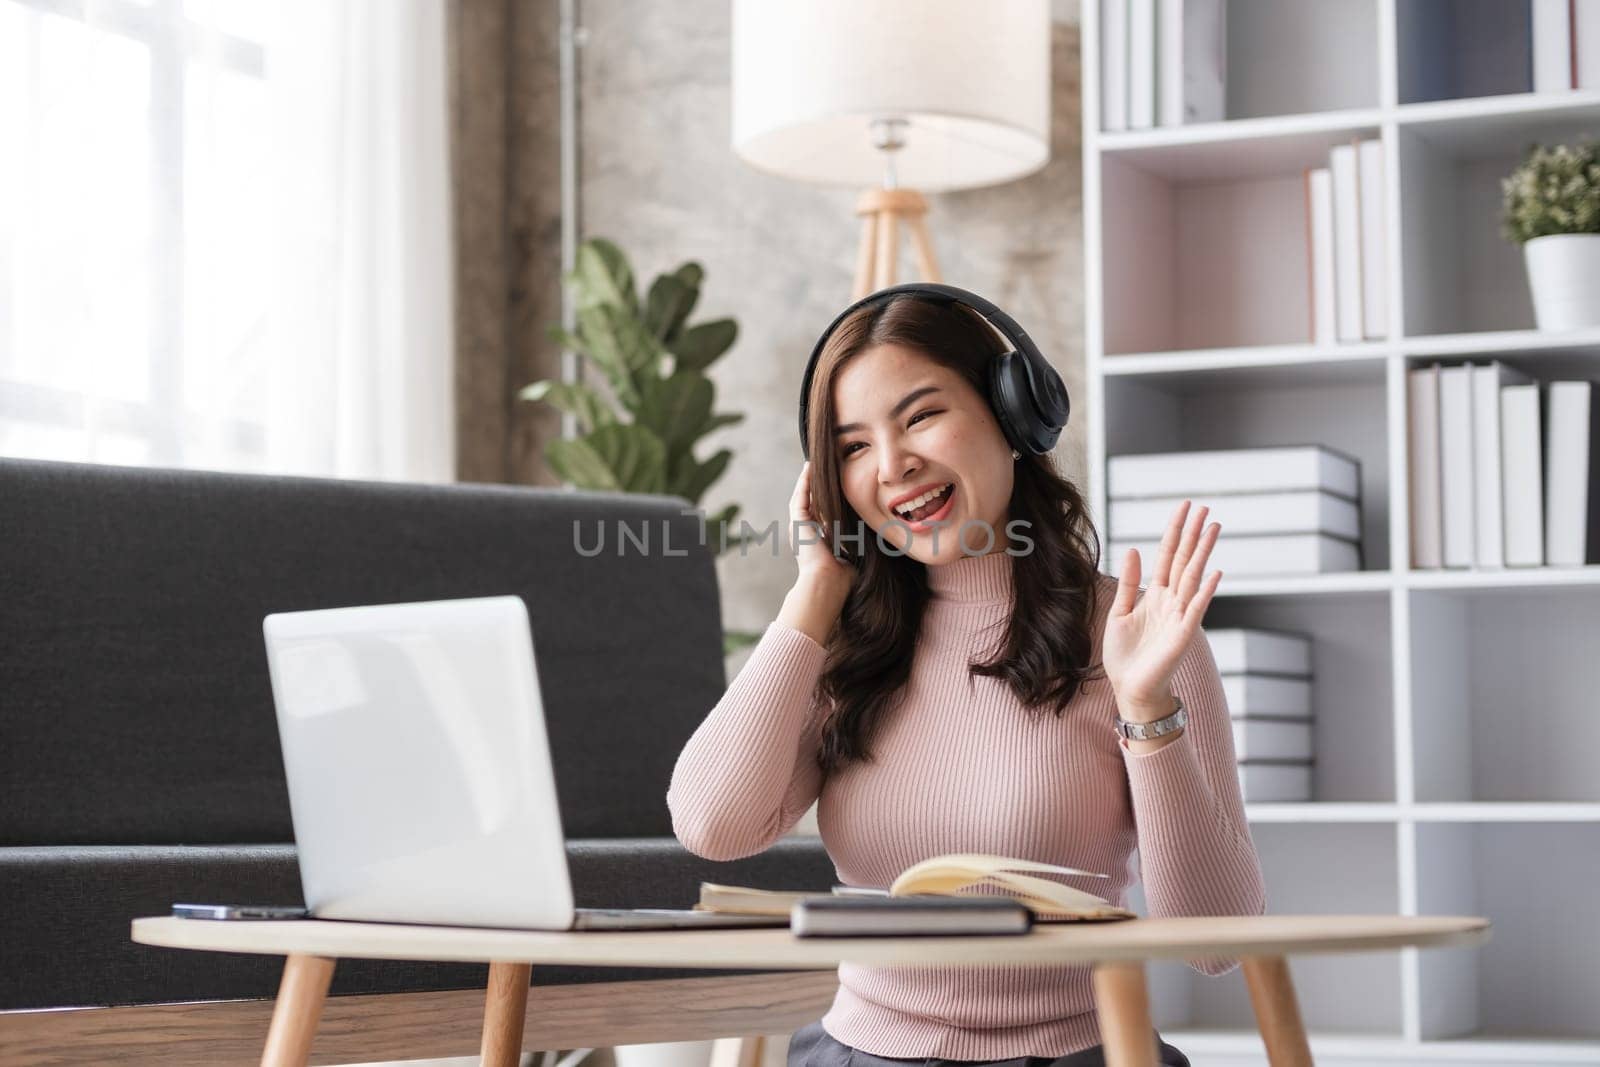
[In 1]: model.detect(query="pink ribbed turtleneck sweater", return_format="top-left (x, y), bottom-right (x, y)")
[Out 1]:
top-left (666, 550), bottom-right (1266, 1059)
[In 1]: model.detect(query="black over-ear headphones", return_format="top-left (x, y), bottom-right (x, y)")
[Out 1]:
top-left (798, 283), bottom-right (1070, 461)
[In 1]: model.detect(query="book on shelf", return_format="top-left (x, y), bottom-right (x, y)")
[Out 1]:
top-left (1501, 382), bottom-right (1546, 567)
top-left (1206, 628), bottom-right (1313, 676)
top-left (1220, 675), bottom-right (1313, 718)
top-left (1233, 720), bottom-right (1314, 762)
top-left (1472, 361), bottom-right (1534, 568)
top-left (1237, 762), bottom-right (1312, 803)
top-left (1111, 533), bottom-right (1360, 577)
top-left (1439, 363), bottom-right (1477, 569)
top-left (1532, 0), bottom-right (1572, 91)
top-left (697, 854), bottom-right (1136, 923)
top-left (1100, 0), bottom-right (1128, 131)
top-left (1545, 380), bottom-right (1600, 566)
top-left (1156, 0), bottom-right (1224, 126)
top-left (1128, 0), bottom-right (1155, 129)
top-left (1110, 490), bottom-right (1360, 542)
top-left (1580, 0), bottom-right (1600, 89)
top-left (1305, 167), bottom-right (1336, 345)
top-left (1302, 139), bottom-right (1383, 345)
top-left (1107, 445), bottom-right (1360, 500)
top-left (1357, 139), bottom-right (1387, 340)
top-left (1408, 363), bottom-right (1444, 569)
top-left (1103, 0), bottom-right (1225, 132)
top-left (1329, 141), bottom-right (1364, 343)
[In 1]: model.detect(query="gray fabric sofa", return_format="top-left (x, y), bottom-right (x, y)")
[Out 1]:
top-left (0, 458), bottom-right (833, 1041)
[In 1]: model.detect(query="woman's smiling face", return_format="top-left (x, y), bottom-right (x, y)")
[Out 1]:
top-left (830, 342), bottom-right (1016, 565)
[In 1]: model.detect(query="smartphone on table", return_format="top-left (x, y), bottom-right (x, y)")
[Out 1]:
top-left (172, 903), bottom-right (309, 920)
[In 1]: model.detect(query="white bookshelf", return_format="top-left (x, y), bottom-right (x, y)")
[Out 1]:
top-left (1082, 1), bottom-right (1600, 1063)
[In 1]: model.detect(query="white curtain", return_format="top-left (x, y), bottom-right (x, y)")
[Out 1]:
top-left (0, 0), bottom-right (455, 483)
top-left (267, 0), bottom-right (454, 483)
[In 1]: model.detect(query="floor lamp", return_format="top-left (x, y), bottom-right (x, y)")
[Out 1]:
top-left (731, 0), bottom-right (1052, 300)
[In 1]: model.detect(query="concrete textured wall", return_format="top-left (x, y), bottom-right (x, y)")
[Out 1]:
top-left (573, 0), bottom-right (1087, 647)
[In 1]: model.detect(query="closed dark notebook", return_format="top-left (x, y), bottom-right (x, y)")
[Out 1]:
top-left (790, 896), bottom-right (1032, 938)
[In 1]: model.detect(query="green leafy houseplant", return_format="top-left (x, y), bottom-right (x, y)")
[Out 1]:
top-left (1501, 140), bottom-right (1600, 331)
top-left (520, 237), bottom-right (760, 653)
top-left (1501, 140), bottom-right (1600, 244)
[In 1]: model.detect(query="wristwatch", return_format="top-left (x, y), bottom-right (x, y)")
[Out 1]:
top-left (1115, 696), bottom-right (1188, 742)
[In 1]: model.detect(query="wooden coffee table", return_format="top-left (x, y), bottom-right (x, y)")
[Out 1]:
top-left (131, 912), bottom-right (1488, 1067)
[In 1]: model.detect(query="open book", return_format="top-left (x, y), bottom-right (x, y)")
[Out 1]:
top-left (696, 853), bottom-right (1136, 923)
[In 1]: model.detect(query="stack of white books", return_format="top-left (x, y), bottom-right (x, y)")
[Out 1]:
top-left (1107, 445), bottom-right (1364, 576)
top-left (1100, 0), bottom-right (1225, 132)
top-left (1409, 365), bottom-right (1600, 569)
top-left (1303, 138), bottom-right (1386, 345)
top-left (1210, 628), bottom-right (1314, 803)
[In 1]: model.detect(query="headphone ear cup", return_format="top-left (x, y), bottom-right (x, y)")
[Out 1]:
top-left (991, 350), bottom-right (1070, 455)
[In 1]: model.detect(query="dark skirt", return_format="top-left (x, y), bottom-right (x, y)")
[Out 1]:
top-left (787, 1019), bottom-right (1190, 1067)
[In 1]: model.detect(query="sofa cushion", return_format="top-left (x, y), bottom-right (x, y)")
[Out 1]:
top-left (0, 838), bottom-right (838, 1010)
top-left (0, 458), bottom-right (726, 845)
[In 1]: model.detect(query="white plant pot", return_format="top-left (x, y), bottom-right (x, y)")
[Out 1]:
top-left (1524, 233), bottom-right (1600, 331)
top-left (613, 1040), bottom-right (716, 1067)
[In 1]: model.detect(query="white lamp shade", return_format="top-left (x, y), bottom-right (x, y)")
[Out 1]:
top-left (731, 0), bottom-right (1051, 192)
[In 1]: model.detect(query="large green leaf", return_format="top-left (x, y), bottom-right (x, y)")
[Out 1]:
top-left (698, 412), bottom-right (744, 437)
top-left (644, 273), bottom-right (698, 345)
top-left (674, 448), bottom-right (731, 504)
top-left (546, 437), bottom-right (621, 491)
top-left (576, 305), bottom-right (665, 405)
top-left (545, 323), bottom-right (589, 357)
top-left (567, 238), bottom-right (637, 313)
top-left (674, 261), bottom-right (704, 293)
top-left (637, 371), bottom-right (714, 461)
top-left (670, 318), bottom-right (738, 372)
top-left (517, 379), bottom-right (617, 433)
top-left (706, 502), bottom-right (760, 555)
top-left (547, 424), bottom-right (667, 494)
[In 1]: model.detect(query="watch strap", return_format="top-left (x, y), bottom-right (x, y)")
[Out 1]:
top-left (1115, 696), bottom-right (1188, 741)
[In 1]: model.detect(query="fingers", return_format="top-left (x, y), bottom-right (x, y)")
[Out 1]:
top-left (1150, 500), bottom-right (1190, 588)
top-left (1175, 520), bottom-right (1220, 605)
top-left (1183, 569), bottom-right (1223, 628)
top-left (793, 461), bottom-right (814, 520)
top-left (1167, 503), bottom-right (1210, 588)
top-left (1112, 548), bottom-right (1140, 615)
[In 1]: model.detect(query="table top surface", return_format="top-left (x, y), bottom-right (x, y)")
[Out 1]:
top-left (131, 913), bottom-right (1490, 968)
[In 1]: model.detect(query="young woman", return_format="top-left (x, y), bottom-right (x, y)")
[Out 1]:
top-left (667, 290), bottom-right (1265, 1067)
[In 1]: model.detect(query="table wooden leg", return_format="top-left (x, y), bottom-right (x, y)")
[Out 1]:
top-left (1091, 962), bottom-right (1158, 1067)
top-left (481, 961), bottom-right (533, 1067)
top-left (1242, 956), bottom-right (1313, 1067)
top-left (711, 1035), bottom-right (765, 1067)
top-left (260, 954), bottom-right (335, 1067)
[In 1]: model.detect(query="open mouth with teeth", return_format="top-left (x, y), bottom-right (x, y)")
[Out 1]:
top-left (894, 482), bottom-right (956, 527)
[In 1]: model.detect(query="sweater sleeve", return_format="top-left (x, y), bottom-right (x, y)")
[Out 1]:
top-left (1120, 624), bottom-right (1268, 976)
top-left (666, 619), bottom-right (830, 861)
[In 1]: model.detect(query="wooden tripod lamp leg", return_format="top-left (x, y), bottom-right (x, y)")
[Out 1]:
top-left (853, 212), bottom-right (879, 300)
top-left (481, 961), bottom-right (534, 1067)
top-left (260, 954), bottom-right (336, 1067)
top-left (1091, 962), bottom-right (1158, 1067)
top-left (874, 209), bottom-right (899, 290)
top-left (1242, 956), bottom-right (1313, 1067)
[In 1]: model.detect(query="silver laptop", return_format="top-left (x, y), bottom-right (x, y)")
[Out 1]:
top-left (262, 595), bottom-right (781, 931)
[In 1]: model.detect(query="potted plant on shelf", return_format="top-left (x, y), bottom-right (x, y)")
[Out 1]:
top-left (520, 237), bottom-right (761, 653)
top-left (1501, 139), bottom-right (1600, 331)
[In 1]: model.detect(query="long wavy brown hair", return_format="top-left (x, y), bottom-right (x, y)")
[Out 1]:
top-left (803, 293), bottom-right (1106, 775)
